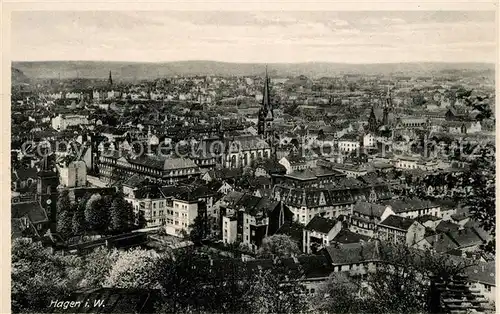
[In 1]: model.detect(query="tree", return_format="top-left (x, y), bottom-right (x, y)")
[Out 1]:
top-left (257, 234), bottom-right (300, 258)
top-left (189, 214), bottom-right (207, 245)
top-left (457, 89), bottom-right (493, 122)
top-left (463, 144), bottom-right (495, 253)
top-left (80, 247), bottom-right (120, 289)
top-left (109, 196), bottom-right (131, 233)
top-left (56, 189), bottom-right (72, 215)
top-left (284, 103), bottom-right (299, 116)
top-left (57, 208), bottom-right (74, 239)
top-left (312, 272), bottom-right (364, 313)
top-left (412, 93), bottom-right (427, 106)
top-left (84, 193), bottom-right (109, 233)
top-left (313, 243), bottom-right (477, 314)
top-left (245, 262), bottom-right (308, 314)
top-left (72, 207), bottom-right (86, 235)
top-left (136, 209), bottom-right (147, 229)
top-left (11, 239), bottom-right (84, 313)
top-left (104, 248), bottom-right (161, 289)
top-left (156, 248), bottom-right (253, 313)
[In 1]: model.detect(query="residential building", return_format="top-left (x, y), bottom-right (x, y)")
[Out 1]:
top-left (350, 201), bottom-right (395, 237)
top-left (98, 151), bottom-right (201, 184)
top-left (338, 133), bottom-right (360, 152)
top-left (218, 191), bottom-right (293, 252)
top-left (51, 114), bottom-right (90, 131)
top-left (377, 215), bottom-right (426, 245)
top-left (57, 160), bottom-right (87, 188)
top-left (303, 216), bottom-right (343, 253)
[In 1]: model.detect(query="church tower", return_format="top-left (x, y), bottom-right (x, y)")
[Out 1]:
top-left (257, 66), bottom-right (274, 139)
top-left (108, 70), bottom-right (113, 86)
top-left (37, 156), bottom-right (59, 231)
top-left (368, 106), bottom-right (378, 133)
top-left (383, 88), bottom-right (393, 126)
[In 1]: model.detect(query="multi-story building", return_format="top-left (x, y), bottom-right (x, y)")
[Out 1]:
top-left (379, 198), bottom-right (441, 219)
top-left (98, 150), bottom-right (201, 184)
top-left (57, 160), bottom-right (87, 188)
top-left (338, 133), bottom-right (360, 152)
top-left (218, 191), bottom-right (293, 252)
top-left (303, 216), bottom-right (343, 253)
top-left (126, 185), bottom-right (201, 236)
top-left (51, 114), bottom-right (90, 131)
top-left (377, 215), bottom-right (426, 245)
top-left (350, 201), bottom-right (395, 237)
top-left (272, 183), bottom-right (393, 225)
top-left (223, 135), bottom-right (272, 169)
top-left (273, 166), bottom-right (345, 188)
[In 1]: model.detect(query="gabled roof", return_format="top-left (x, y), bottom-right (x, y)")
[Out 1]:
top-left (465, 261), bottom-right (495, 286)
top-left (446, 228), bottom-right (484, 248)
top-left (324, 241), bottom-right (381, 265)
top-left (132, 185), bottom-right (165, 199)
top-left (122, 174), bottom-right (147, 188)
top-left (380, 198), bottom-right (437, 213)
top-left (304, 216), bottom-right (338, 234)
top-left (221, 191), bottom-right (280, 217)
top-left (352, 201), bottom-right (388, 218)
top-left (11, 201), bottom-right (48, 223)
top-left (435, 220), bottom-right (461, 233)
top-left (13, 167), bottom-right (38, 181)
top-left (415, 214), bottom-right (441, 223)
top-left (379, 215), bottom-right (416, 231)
top-left (331, 228), bottom-right (371, 244)
top-left (128, 155), bottom-right (198, 171)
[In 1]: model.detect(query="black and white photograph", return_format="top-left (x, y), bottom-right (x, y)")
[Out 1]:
top-left (8, 6), bottom-right (497, 314)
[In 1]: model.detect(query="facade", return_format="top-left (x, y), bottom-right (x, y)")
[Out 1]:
top-left (350, 201), bottom-right (395, 237)
top-left (377, 215), bottom-right (426, 245)
top-left (303, 216), bottom-right (343, 253)
top-left (57, 160), bottom-right (87, 188)
top-left (126, 186), bottom-right (200, 235)
top-left (338, 133), bottom-right (360, 152)
top-left (362, 133), bottom-right (376, 147)
top-left (272, 183), bottom-right (393, 225)
top-left (51, 114), bottom-right (90, 131)
top-left (278, 156), bottom-right (308, 174)
top-left (98, 151), bottom-right (201, 184)
top-left (223, 135), bottom-right (272, 169)
top-left (380, 198), bottom-right (441, 219)
top-left (218, 191), bottom-right (292, 252)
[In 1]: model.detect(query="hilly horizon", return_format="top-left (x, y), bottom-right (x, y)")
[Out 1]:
top-left (12, 60), bottom-right (495, 81)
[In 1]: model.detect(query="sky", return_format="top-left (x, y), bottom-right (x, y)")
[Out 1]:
top-left (11, 11), bottom-right (497, 63)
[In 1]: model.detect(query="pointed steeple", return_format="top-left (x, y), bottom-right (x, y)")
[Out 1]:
top-left (262, 65), bottom-right (272, 117)
top-left (368, 106), bottom-right (378, 133)
top-left (108, 70), bottom-right (113, 86)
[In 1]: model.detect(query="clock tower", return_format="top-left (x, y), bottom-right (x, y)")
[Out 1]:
top-left (37, 162), bottom-right (59, 231)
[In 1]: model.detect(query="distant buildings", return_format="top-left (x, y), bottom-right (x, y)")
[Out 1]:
top-left (51, 114), bottom-right (90, 131)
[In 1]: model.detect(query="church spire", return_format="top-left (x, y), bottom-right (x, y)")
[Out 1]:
top-left (262, 65), bottom-right (272, 114)
top-left (108, 70), bottom-right (113, 86)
